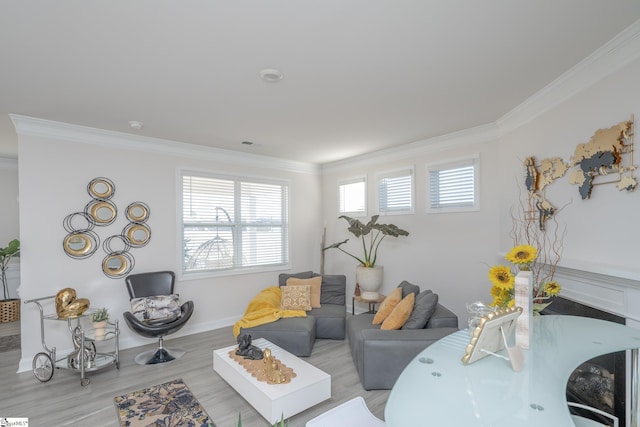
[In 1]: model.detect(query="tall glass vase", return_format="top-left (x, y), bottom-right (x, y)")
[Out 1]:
top-left (515, 270), bottom-right (533, 349)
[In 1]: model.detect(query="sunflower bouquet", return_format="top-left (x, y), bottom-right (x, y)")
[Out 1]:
top-left (488, 244), bottom-right (561, 313)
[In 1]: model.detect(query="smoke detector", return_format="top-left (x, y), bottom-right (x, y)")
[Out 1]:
top-left (128, 121), bottom-right (144, 130)
top-left (260, 69), bottom-right (284, 83)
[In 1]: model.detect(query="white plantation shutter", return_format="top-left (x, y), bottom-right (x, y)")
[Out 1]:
top-left (428, 157), bottom-right (479, 212)
top-left (378, 168), bottom-right (413, 214)
top-left (339, 177), bottom-right (366, 216)
top-left (182, 172), bottom-right (288, 274)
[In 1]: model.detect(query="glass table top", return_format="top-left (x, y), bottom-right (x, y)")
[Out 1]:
top-left (385, 315), bottom-right (640, 426)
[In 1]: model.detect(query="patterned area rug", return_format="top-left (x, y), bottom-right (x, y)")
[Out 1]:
top-left (114, 378), bottom-right (215, 427)
top-left (0, 334), bottom-right (20, 352)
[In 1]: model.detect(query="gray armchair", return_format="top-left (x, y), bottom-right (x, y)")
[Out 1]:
top-left (123, 271), bottom-right (194, 365)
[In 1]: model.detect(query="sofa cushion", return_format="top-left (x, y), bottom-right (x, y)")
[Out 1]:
top-left (398, 280), bottom-right (420, 299)
top-left (372, 287), bottom-right (402, 324)
top-left (281, 285), bottom-right (312, 311)
top-left (279, 271), bottom-right (314, 286)
top-left (381, 293), bottom-right (415, 330)
top-left (402, 291), bottom-right (439, 330)
top-left (287, 276), bottom-right (322, 308)
top-left (316, 274), bottom-right (346, 305)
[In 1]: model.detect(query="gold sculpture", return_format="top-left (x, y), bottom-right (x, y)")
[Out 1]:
top-left (55, 288), bottom-right (90, 318)
top-left (262, 348), bottom-right (288, 384)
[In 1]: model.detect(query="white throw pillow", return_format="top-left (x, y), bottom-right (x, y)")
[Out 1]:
top-left (131, 294), bottom-right (182, 324)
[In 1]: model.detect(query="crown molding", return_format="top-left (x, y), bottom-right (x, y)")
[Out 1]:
top-left (321, 122), bottom-right (499, 174)
top-left (0, 157), bottom-right (18, 171)
top-left (9, 114), bottom-right (320, 175)
top-left (497, 18), bottom-right (640, 134)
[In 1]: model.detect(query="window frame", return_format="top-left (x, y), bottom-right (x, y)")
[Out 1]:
top-left (376, 166), bottom-right (415, 216)
top-left (338, 176), bottom-right (367, 217)
top-left (178, 169), bottom-right (290, 279)
top-left (426, 154), bottom-right (480, 214)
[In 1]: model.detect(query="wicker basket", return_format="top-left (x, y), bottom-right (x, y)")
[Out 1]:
top-left (0, 299), bottom-right (20, 323)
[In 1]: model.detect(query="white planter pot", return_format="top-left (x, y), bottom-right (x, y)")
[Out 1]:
top-left (356, 266), bottom-right (383, 300)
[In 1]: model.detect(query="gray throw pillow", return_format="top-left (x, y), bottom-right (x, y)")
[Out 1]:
top-left (278, 271), bottom-right (314, 286)
top-left (402, 290), bottom-right (438, 329)
top-left (398, 280), bottom-right (420, 299)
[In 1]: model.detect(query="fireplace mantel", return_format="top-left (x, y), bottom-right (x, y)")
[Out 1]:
top-left (553, 262), bottom-right (640, 328)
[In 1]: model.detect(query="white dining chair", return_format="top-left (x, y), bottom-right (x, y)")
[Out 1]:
top-left (305, 396), bottom-right (386, 427)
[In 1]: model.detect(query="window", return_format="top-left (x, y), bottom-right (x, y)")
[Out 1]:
top-left (377, 167), bottom-right (414, 214)
top-left (427, 156), bottom-right (479, 213)
top-left (338, 177), bottom-right (366, 216)
top-left (181, 172), bottom-right (289, 275)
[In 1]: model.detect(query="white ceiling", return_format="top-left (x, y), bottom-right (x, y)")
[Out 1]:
top-left (2, 1), bottom-right (640, 165)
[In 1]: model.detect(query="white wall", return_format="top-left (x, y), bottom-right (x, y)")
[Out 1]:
top-left (321, 133), bottom-right (503, 324)
top-left (14, 120), bottom-right (322, 372)
top-left (498, 57), bottom-right (640, 276)
top-left (321, 55), bottom-right (640, 327)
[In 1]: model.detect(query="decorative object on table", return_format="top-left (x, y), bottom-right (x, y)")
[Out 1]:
top-left (63, 177), bottom-right (152, 279)
top-left (91, 307), bottom-right (109, 340)
top-left (323, 215), bottom-right (409, 299)
top-left (461, 306), bottom-right (523, 371)
top-left (228, 347), bottom-right (296, 385)
top-left (514, 270), bottom-right (532, 349)
top-left (0, 238), bottom-right (20, 323)
top-left (113, 378), bottom-right (214, 427)
top-left (235, 334), bottom-right (264, 360)
top-left (55, 288), bottom-right (90, 319)
top-left (354, 282), bottom-right (361, 296)
top-left (466, 301), bottom-right (496, 331)
top-left (263, 347), bottom-right (289, 384)
top-left (67, 326), bottom-right (97, 369)
top-left (487, 244), bottom-right (561, 314)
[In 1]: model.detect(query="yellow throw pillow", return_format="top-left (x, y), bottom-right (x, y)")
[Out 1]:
top-left (372, 287), bottom-right (402, 324)
top-left (381, 293), bottom-right (415, 330)
top-left (286, 276), bottom-right (322, 308)
top-left (281, 285), bottom-right (312, 311)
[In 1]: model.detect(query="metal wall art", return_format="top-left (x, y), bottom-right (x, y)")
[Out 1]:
top-left (62, 177), bottom-right (152, 279)
top-left (524, 115), bottom-right (636, 229)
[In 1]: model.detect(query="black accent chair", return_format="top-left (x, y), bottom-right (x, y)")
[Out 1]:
top-left (123, 271), bottom-right (194, 365)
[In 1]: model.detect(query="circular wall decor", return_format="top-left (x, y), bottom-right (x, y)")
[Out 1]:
top-left (85, 200), bottom-right (117, 226)
top-left (87, 177), bottom-right (115, 200)
top-left (125, 202), bottom-right (150, 223)
top-left (123, 223), bottom-right (151, 247)
top-left (63, 231), bottom-right (99, 259)
top-left (63, 178), bottom-right (151, 278)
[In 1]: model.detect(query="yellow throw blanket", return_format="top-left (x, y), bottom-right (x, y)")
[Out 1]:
top-left (233, 286), bottom-right (307, 338)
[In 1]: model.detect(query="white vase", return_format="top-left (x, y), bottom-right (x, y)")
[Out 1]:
top-left (93, 320), bottom-right (107, 340)
top-left (356, 266), bottom-right (383, 300)
top-left (514, 271), bottom-right (533, 350)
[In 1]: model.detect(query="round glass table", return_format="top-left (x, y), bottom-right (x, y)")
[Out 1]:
top-left (385, 315), bottom-right (640, 426)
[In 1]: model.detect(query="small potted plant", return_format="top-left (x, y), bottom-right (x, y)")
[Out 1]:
top-left (0, 239), bottom-right (20, 322)
top-left (91, 308), bottom-right (109, 339)
top-left (323, 215), bottom-right (409, 299)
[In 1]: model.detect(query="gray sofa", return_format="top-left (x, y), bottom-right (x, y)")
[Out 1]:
top-left (237, 271), bottom-right (346, 357)
top-left (347, 283), bottom-right (459, 390)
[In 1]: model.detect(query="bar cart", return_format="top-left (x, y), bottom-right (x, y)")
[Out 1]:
top-left (25, 296), bottom-right (120, 386)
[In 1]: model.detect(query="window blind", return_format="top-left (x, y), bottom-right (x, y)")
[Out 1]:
top-left (182, 173), bottom-right (288, 273)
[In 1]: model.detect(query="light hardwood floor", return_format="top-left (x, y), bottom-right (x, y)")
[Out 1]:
top-left (0, 324), bottom-right (390, 426)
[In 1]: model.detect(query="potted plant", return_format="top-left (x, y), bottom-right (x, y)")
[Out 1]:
top-left (0, 239), bottom-right (20, 322)
top-left (323, 215), bottom-right (409, 299)
top-left (91, 307), bottom-right (109, 339)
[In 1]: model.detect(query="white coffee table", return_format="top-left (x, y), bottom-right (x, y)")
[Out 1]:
top-left (213, 338), bottom-right (331, 423)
